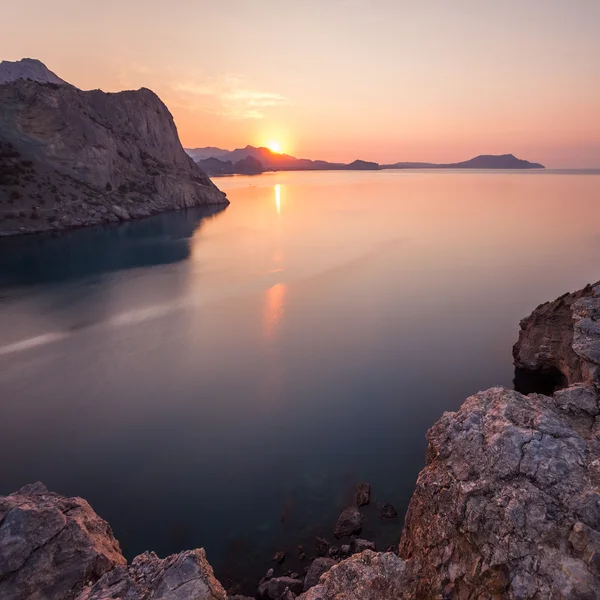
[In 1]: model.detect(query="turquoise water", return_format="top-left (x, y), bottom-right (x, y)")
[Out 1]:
top-left (1, 169), bottom-right (599, 591)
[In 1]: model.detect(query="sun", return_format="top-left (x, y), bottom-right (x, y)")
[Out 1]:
top-left (267, 141), bottom-right (282, 154)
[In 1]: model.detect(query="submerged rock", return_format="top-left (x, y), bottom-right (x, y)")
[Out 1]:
top-left (0, 482), bottom-right (125, 600)
top-left (333, 507), bottom-right (362, 539)
top-left (315, 537), bottom-right (329, 557)
top-left (356, 482), bottom-right (371, 507)
top-left (303, 558), bottom-right (337, 591)
top-left (380, 503), bottom-right (398, 519)
top-left (272, 550), bottom-right (286, 564)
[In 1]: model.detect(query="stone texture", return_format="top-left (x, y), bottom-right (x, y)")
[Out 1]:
top-left (0, 482), bottom-right (125, 600)
top-left (398, 385), bottom-right (600, 599)
top-left (0, 61), bottom-right (227, 236)
top-left (351, 539), bottom-right (376, 554)
top-left (513, 282), bottom-right (600, 389)
top-left (303, 558), bottom-right (336, 591)
top-left (356, 482), bottom-right (371, 507)
top-left (257, 576), bottom-right (304, 600)
top-left (298, 551), bottom-right (412, 600)
top-left (333, 507), bottom-right (362, 539)
top-left (77, 549), bottom-right (226, 600)
top-left (380, 503), bottom-right (398, 519)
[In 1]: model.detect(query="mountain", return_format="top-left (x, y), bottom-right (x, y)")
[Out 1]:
top-left (0, 60), bottom-right (227, 236)
top-left (385, 154), bottom-right (544, 169)
top-left (0, 58), bottom-right (68, 85)
top-left (185, 146), bottom-right (230, 161)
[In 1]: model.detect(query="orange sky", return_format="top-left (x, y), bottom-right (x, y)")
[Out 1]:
top-left (3, 0), bottom-right (600, 167)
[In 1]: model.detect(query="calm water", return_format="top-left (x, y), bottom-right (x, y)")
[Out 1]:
top-left (1, 169), bottom-right (600, 590)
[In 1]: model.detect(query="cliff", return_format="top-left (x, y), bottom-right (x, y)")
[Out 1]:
top-left (0, 60), bottom-right (227, 236)
top-left (2, 282), bottom-right (600, 599)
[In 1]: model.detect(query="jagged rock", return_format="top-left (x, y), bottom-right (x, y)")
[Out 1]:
top-left (399, 385), bottom-right (600, 599)
top-left (302, 557), bottom-right (336, 591)
top-left (315, 537), bottom-right (329, 556)
top-left (380, 503), bottom-right (398, 519)
top-left (513, 282), bottom-right (600, 390)
top-left (356, 482), bottom-right (371, 507)
top-left (0, 58), bottom-right (67, 85)
top-left (339, 544), bottom-right (350, 556)
top-left (298, 551), bottom-right (412, 600)
top-left (272, 551), bottom-right (286, 564)
top-left (77, 549), bottom-right (227, 600)
top-left (257, 577), bottom-right (304, 600)
top-left (333, 507), bottom-right (362, 539)
top-left (0, 482), bottom-right (125, 600)
top-left (0, 60), bottom-right (228, 236)
top-left (351, 539), bottom-right (376, 553)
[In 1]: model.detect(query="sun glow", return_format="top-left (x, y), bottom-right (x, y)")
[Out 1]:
top-left (267, 141), bottom-right (282, 153)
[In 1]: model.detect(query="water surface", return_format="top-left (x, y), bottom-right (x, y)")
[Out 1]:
top-left (1, 169), bottom-right (600, 591)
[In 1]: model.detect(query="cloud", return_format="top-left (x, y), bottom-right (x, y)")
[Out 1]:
top-left (175, 76), bottom-right (288, 119)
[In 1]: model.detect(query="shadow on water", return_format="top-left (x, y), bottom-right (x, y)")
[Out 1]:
top-left (0, 205), bottom-right (227, 287)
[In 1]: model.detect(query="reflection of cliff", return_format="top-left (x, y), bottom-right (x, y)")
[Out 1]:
top-left (0, 205), bottom-right (227, 286)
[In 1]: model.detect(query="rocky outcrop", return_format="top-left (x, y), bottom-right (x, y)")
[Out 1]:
top-left (298, 551), bottom-right (412, 600)
top-left (303, 558), bottom-right (337, 591)
top-left (0, 482), bottom-right (125, 600)
top-left (333, 506), bottom-right (362, 539)
top-left (398, 385), bottom-right (600, 599)
top-left (0, 58), bottom-right (68, 85)
top-left (77, 550), bottom-right (226, 600)
top-left (0, 483), bottom-right (225, 600)
top-left (513, 282), bottom-right (600, 390)
top-left (0, 60), bottom-right (227, 236)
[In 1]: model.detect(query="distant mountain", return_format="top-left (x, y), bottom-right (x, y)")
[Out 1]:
top-left (385, 154), bottom-right (544, 170)
top-left (188, 147), bottom-right (543, 176)
top-left (0, 58), bottom-right (68, 85)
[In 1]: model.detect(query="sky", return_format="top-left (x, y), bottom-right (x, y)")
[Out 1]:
top-left (3, 0), bottom-right (600, 167)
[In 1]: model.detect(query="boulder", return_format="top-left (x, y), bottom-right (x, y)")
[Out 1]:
top-left (399, 385), bottom-right (600, 599)
top-left (333, 507), bottom-right (362, 539)
top-left (0, 482), bottom-right (125, 600)
top-left (380, 503), bottom-right (398, 519)
top-left (315, 537), bottom-right (329, 557)
top-left (298, 551), bottom-right (412, 600)
top-left (356, 483), bottom-right (371, 507)
top-left (272, 550), bottom-right (286, 564)
top-left (303, 557), bottom-right (336, 591)
top-left (351, 539), bottom-right (376, 553)
top-left (258, 577), bottom-right (304, 600)
top-left (77, 549), bottom-right (226, 600)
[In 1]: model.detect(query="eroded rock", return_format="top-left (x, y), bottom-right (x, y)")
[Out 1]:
top-left (303, 558), bottom-right (336, 591)
top-left (333, 507), bottom-right (362, 539)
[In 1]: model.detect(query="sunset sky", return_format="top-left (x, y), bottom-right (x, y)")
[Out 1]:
top-left (3, 0), bottom-right (600, 167)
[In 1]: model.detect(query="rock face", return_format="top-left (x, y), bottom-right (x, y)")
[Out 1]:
top-left (398, 385), bottom-right (600, 599)
top-left (298, 551), bottom-right (412, 600)
top-left (0, 60), bottom-right (227, 236)
top-left (514, 282), bottom-right (600, 390)
top-left (77, 549), bottom-right (226, 600)
top-left (333, 506), bottom-right (362, 539)
top-left (0, 58), bottom-right (68, 85)
top-left (0, 482), bottom-right (125, 600)
top-left (303, 557), bottom-right (337, 591)
top-left (0, 483), bottom-right (226, 600)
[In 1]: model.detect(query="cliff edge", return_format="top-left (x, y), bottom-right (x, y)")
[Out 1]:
top-left (0, 59), bottom-right (227, 236)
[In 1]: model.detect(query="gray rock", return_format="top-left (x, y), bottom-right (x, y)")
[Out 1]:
top-left (112, 204), bottom-right (130, 221)
top-left (303, 557), bottom-right (336, 591)
top-left (356, 482), bottom-right (371, 507)
top-left (258, 577), bottom-right (304, 600)
top-left (380, 503), bottom-right (398, 519)
top-left (399, 385), bottom-right (600, 599)
top-left (333, 507), bottom-right (362, 539)
top-left (77, 549), bottom-right (227, 600)
top-left (339, 544), bottom-right (351, 556)
top-left (0, 482), bottom-right (125, 600)
top-left (266, 567), bottom-right (274, 578)
top-left (351, 539), bottom-right (376, 553)
top-left (298, 551), bottom-right (412, 600)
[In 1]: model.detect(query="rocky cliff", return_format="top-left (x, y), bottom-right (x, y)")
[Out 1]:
top-left (2, 282), bottom-right (600, 599)
top-left (0, 59), bottom-right (227, 236)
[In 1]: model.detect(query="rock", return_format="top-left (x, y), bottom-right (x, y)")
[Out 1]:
top-left (272, 550), bottom-right (286, 564)
top-left (77, 549), bottom-right (227, 600)
top-left (339, 544), bottom-right (351, 556)
top-left (258, 577), bottom-right (304, 600)
top-left (351, 539), bottom-right (376, 553)
top-left (315, 537), bottom-right (329, 556)
top-left (513, 281), bottom-right (600, 391)
top-left (398, 385), bottom-right (600, 599)
top-left (302, 557), bottom-right (337, 591)
top-left (0, 58), bottom-right (68, 85)
top-left (380, 503), bottom-right (398, 519)
top-left (278, 590), bottom-right (296, 600)
top-left (333, 507), bottom-right (362, 539)
top-left (298, 551), bottom-right (412, 600)
top-left (0, 60), bottom-right (228, 237)
top-left (356, 482), bottom-right (371, 507)
top-left (266, 568), bottom-right (274, 579)
top-left (0, 482), bottom-right (125, 600)
top-left (327, 546), bottom-right (339, 558)
top-left (297, 545), bottom-right (306, 561)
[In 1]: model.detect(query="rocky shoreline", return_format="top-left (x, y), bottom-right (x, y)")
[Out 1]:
top-left (2, 281), bottom-right (600, 599)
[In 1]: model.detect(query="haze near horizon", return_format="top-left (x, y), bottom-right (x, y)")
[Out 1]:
top-left (2, 0), bottom-right (599, 168)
